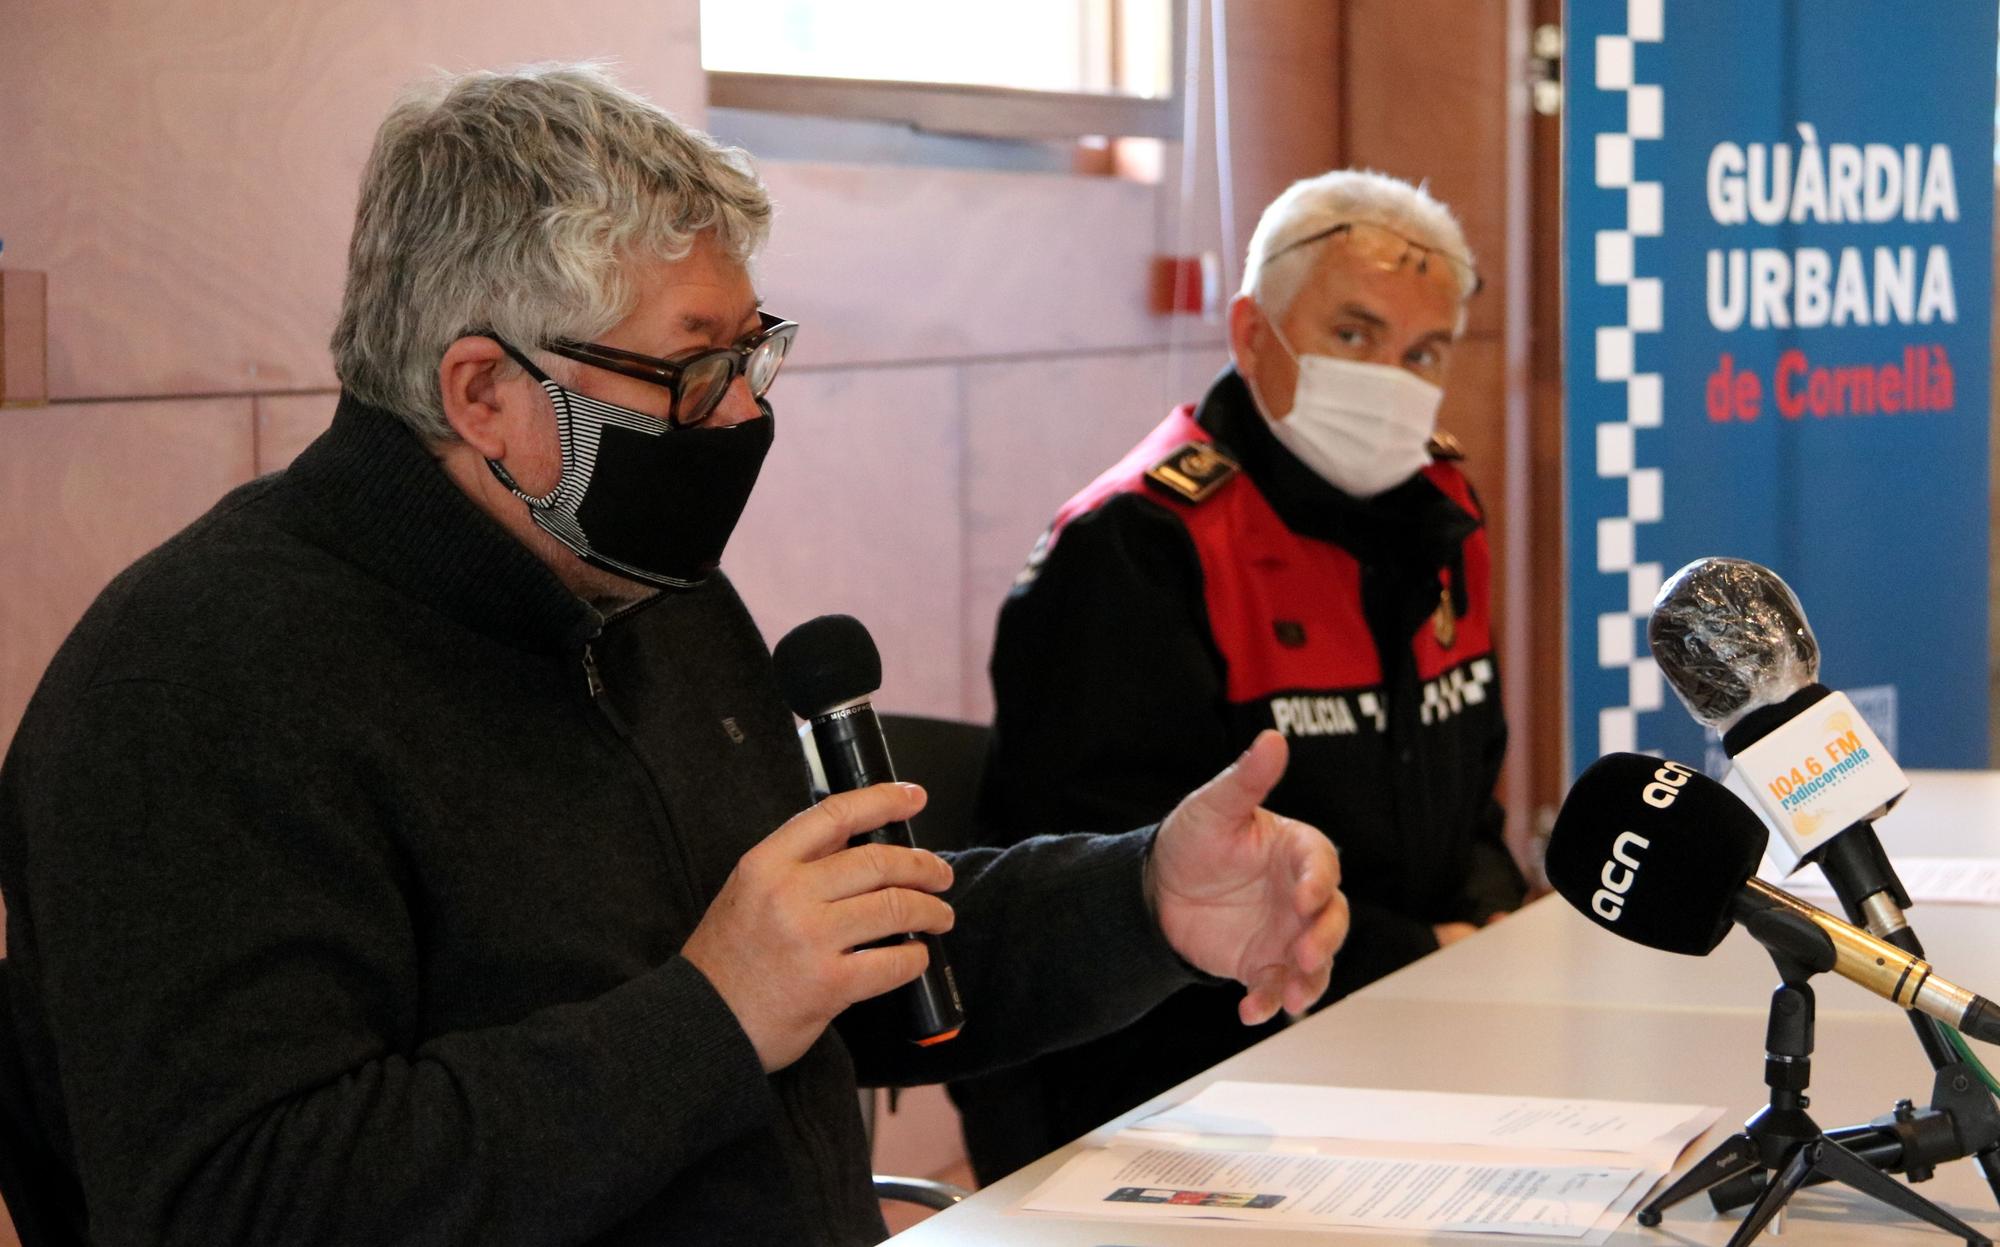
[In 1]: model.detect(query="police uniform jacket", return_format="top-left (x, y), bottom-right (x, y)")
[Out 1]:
top-left (959, 367), bottom-right (1525, 1180)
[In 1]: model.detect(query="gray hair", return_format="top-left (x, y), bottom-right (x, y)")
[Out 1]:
top-left (332, 62), bottom-right (773, 439)
top-left (1240, 169), bottom-right (1474, 329)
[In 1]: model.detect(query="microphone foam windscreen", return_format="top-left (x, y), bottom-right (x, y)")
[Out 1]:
top-left (1545, 753), bottom-right (1769, 956)
top-left (772, 614), bottom-right (883, 718)
top-left (1647, 557), bottom-right (1820, 731)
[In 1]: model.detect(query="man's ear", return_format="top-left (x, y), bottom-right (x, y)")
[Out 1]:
top-left (1226, 293), bottom-right (1263, 375)
top-left (438, 336), bottom-right (516, 459)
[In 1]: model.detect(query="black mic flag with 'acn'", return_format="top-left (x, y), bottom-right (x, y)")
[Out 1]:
top-left (1548, 752), bottom-right (2000, 1045)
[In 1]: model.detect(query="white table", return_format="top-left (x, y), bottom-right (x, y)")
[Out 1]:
top-left (890, 770), bottom-right (2000, 1245)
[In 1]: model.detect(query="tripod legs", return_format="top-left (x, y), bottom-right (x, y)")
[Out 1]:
top-left (1728, 1138), bottom-right (1989, 1247)
top-left (1639, 1134), bottom-right (1757, 1227)
top-left (1642, 967), bottom-right (1992, 1244)
top-left (1728, 1142), bottom-right (1817, 1246)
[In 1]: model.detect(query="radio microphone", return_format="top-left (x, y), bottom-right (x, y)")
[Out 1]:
top-left (1648, 557), bottom-right (1913, 944)
top-left (1546, 752), bottom-right (2000, 1045)
top-left (1650, 559), bottom-right (2000, 1220)
top-left (772, 614), bottom-right (965, 1046)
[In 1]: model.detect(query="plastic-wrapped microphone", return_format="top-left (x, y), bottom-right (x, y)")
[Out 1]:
top-left (772, 614), bottom-right (965, 1046)
top-left (1647, 558), bottom-right (1914, 944)
top-left (1546, 752), bottom-right (2000, 1044)
top-left (1646, 557), bottom-right (1819, 734)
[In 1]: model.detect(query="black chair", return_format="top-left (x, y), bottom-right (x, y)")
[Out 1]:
top-left (891, 716), bottom-right (1073, 1188)
top-left (0, 961), bottom-right (89, 1247)
top-left (878, 714), bottom-right (994, 855)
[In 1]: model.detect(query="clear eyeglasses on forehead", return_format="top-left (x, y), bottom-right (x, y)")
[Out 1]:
top-left (489, 311), bottom-right (800, 429)
top-left (1269, 221), bottom-right (1483, 302)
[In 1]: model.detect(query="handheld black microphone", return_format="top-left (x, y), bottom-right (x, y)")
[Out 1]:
top-left (1648, 557), bottom-right (1914, 944)
top-left (772, 614), bottom-right (965, 1046)
top-left (1547, 752), bottom-right (2000, 1045)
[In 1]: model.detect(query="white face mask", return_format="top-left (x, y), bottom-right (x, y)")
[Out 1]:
top-left (1256, 322), bottom-right (1445, 499)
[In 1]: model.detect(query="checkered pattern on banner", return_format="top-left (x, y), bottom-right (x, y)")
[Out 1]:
top-left (1590, 0), bottom-right (1667, 756)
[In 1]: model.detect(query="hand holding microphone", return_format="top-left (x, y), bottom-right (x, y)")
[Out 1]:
top-left (681, 780), bottom-right (956, 1072)
top-left (681, 614), bottom-right (964, 1071)
top-left (773, 615), bottom-right (966, 1046)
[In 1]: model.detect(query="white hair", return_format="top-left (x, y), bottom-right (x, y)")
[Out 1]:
top-left (1240, 169), bottom-right (1475, 328)
top-left (332, 63), bottom-right (773, 439)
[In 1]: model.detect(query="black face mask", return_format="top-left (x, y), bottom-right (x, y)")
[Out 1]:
top-left (486, 348), bottom-right (774, 590)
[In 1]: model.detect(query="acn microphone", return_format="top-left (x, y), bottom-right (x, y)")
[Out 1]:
top-left (1546, 752), bottom-right (2000, 1045)
top-left (772, 614), bottom-right (966, 1046)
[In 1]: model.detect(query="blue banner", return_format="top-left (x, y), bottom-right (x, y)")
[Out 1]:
top-left (1564, 0), bottom-right (1995, 772)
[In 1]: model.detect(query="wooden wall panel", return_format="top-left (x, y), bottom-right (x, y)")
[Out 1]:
top-left (1341, 0), bottom-right (1513, 341)
top-left (0, 398), bottom-right (255, 755)
top-left (1218, 0), bottom-right (1343, 258)
top-left (0, 0), bottom-right (702, 402)
top-left (1438, 337), bottom-right (1509, 635)
top-left (727, 365), bottom-right (965, 718)
top-left (1439, 339), bottom-right (1507, 493)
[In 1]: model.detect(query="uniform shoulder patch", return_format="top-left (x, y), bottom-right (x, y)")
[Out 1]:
top-left (1426, 431), bottom-right (1467, 462)
top-left (1144, 441), bottom-right (1240, 504)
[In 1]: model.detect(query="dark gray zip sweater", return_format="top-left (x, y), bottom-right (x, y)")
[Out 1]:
top-left (0, 394), bottom-right (1198, 1246)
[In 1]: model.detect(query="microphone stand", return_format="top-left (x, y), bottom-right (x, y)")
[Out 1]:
top-left (1638, 910), bottom-right (1989, 1245)
top-left (1706, 843), bottom-right (2000, 1213)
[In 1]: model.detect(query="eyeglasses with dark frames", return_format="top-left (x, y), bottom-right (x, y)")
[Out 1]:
top-left (534, 310), bottom-right (800, 429)
top-left (1269, 221), bottom-right (1483, 301)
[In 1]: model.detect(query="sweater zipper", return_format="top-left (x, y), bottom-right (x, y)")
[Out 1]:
top-left (580, 643), bottom-right (637, 739)
top-left (576, 640), bottom-right (705, 916)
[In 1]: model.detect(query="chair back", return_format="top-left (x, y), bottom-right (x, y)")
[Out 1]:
top-left (0, 961), bottom-right (88, 1247)
top-left (878, 715), bottom-right (992, 853)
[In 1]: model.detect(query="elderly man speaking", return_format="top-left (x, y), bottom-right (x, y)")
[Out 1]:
top-left (0, 66), bottom-right (1346, 1246)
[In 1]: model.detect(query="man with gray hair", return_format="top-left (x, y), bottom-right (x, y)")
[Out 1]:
top-left (0, 66), bottom-right (1349, 1245)
top-left (957, 169), bottom-right (1525, 1183)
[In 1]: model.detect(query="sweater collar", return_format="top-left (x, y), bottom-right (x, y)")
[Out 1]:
top-left (278, 392), bottom-right (603, 654)
top-left (1195, 367), bottom-right (1478, 573)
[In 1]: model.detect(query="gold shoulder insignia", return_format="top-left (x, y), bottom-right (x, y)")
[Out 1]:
top-left (1144, 442), bottom-right (1240, 504)
top-left (1427, 431), bottom-right (1466, 462)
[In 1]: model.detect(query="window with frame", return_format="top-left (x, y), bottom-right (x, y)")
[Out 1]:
top-left (702, 0), bottom-right (1181, 144)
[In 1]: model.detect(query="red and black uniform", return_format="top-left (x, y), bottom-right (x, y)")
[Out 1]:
top-left (953, 368), bottom-right (1524, 1182)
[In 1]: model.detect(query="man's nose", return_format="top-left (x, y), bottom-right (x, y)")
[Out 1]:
top-left (706, 376), bottom-right (765, 428)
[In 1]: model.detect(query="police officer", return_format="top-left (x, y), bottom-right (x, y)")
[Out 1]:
top-left (953, 169), bottom-right (1525, 1183)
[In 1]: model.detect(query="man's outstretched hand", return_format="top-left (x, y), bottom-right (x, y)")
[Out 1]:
top-left (1148, 731), bottom-right (1350, 1025)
